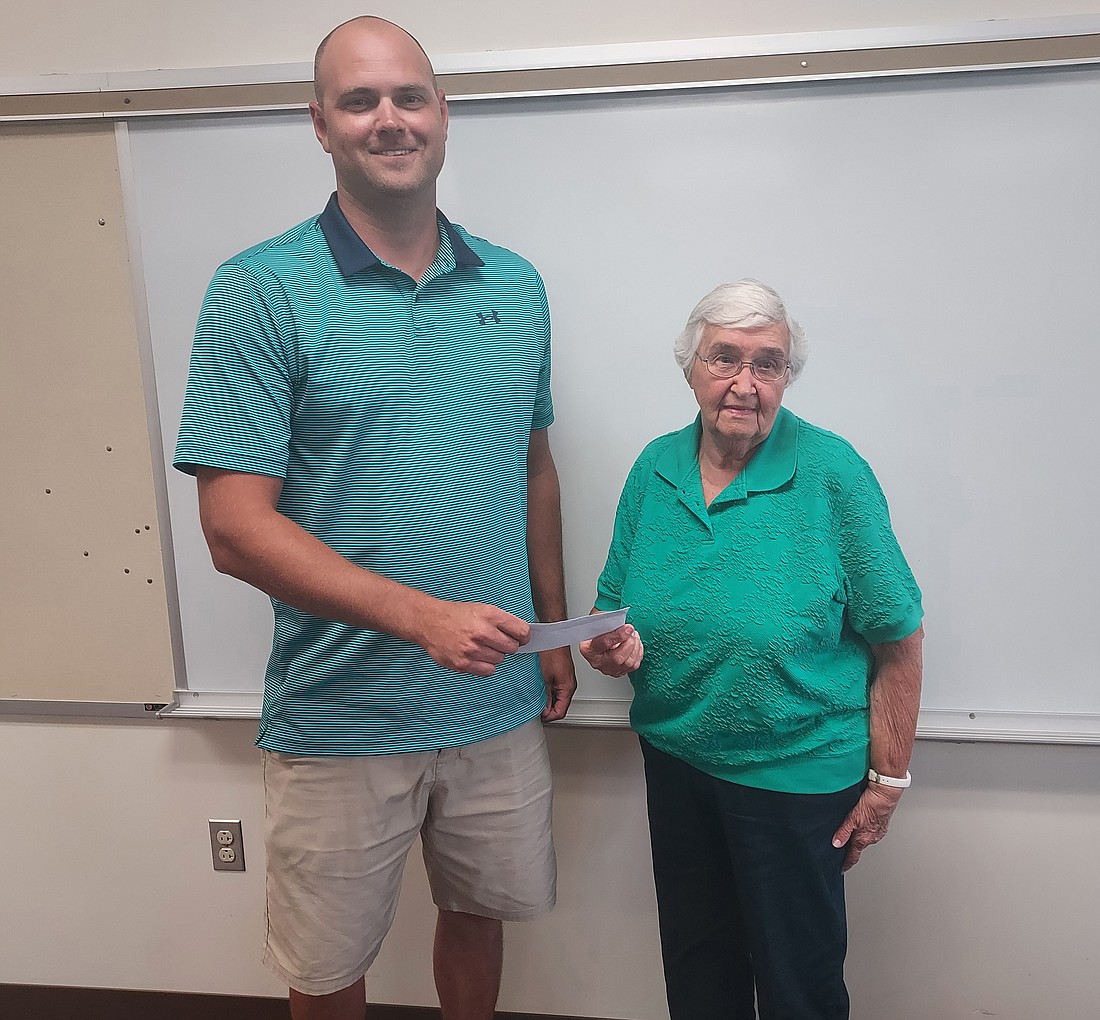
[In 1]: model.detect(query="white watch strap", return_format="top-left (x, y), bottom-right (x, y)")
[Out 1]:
top-left (867, 768), bottom-right (912, 789)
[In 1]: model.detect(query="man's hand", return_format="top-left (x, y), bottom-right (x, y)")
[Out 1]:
top-left (418, 601), bottom-right (531, 676)
top-left (539, 646), bottom-right (578, 722)
top-left (579, 624), bottom-right (644, 678)
top-left (831, 783), bottom-right (904, 872)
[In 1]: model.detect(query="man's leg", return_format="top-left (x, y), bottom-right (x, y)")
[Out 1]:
top-left (421, 720), bottom-right (556, 1017)
top-left (262, 750), bottom-right (432, 1015)
top-left (433, 909), bottom-right (504, 1020)
top-left (289, 978), bottom-right (366, 1020)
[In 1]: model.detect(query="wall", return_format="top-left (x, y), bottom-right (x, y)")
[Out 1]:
top-left (3, 1), bottom-right (1100, 77)
top-left (2, 721), bottom-right (1099, 1018)
top-left (3, 2), bottom-right (1100, 1018)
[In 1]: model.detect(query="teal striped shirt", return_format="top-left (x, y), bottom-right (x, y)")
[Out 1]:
top-left (175, 195), bottom-right (553, 754)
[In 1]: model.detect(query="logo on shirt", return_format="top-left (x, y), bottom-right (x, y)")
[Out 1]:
top-left (477, 309), bottom-right (501, 325)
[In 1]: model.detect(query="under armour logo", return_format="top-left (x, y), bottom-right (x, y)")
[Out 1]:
top-left (477, 309), bottom-right (501, 325)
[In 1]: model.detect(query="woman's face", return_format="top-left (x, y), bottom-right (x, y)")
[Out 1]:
top-left (688, 322), bottom-right (791, 456)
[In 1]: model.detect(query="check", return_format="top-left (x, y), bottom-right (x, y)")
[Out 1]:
top-left (519, 608), bottom-right (630, 654)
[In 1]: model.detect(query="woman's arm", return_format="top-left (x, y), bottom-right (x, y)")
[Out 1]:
top-left (832, 625), bottom-right (924, 871)
top-left (579, 618), bottom-right (644, 677)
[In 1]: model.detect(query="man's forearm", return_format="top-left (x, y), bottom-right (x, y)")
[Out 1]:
top-left (526, 447), bottom-right (568, 624)
top-left (198, 467), bottom-right (439, 647)
top-left (198, 468), bottom-right (532, 676)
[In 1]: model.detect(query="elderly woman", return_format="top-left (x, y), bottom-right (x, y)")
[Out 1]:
top-left (581, 279), bottom-right (923, 1020)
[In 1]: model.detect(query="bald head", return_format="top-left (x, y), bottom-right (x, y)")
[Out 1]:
top-left (313, 16), bottom-right (436, 105)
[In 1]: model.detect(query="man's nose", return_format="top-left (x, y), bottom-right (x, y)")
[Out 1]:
top-left (375, 99), bottom-right (404, 130)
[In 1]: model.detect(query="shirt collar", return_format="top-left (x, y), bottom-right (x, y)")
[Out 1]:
top-left (317, 192), bottom-right (484, 276)
top-left (654, 405), bottom-right (799, 500)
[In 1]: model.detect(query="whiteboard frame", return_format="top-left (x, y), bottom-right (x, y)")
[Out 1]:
top-left (162, 693), bottom-right (1100, 745)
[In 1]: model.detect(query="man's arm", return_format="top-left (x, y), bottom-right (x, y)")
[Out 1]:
top-left (196, 467), bottom-right (530, 676)
top-left (525, 429), bottom-right (577, 721)
top-left (832, 625), bottom-right (924, 870)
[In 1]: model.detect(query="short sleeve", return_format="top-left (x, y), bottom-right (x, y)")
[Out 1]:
top-left (530, 274), bottom-right (554, 431)
top-left (837, 463), bottom-right (924, 644)
top-left (174, 261), bottom-right (296, 478)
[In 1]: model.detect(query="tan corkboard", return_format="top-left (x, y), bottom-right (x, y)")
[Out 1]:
top-left (0, 121), bottom-right (176, 705)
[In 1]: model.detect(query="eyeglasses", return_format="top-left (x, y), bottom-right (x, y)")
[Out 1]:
top-left (695, 352), bottom-right (790, 382)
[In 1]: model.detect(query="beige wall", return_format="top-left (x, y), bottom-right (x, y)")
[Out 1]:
top-left (4, 1), bottom-right (1100, 76)
top-left (3, 2), bottom-right (1100, 1018)
top-left (1, 721), bottom-right (1098, 1018)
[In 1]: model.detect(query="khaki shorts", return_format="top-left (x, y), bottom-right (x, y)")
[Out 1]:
top-left (260, 718), bottom-right (556, 996)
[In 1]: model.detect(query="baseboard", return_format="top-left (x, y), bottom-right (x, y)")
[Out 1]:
top-left (0, 984), bottom-right (607, 1019)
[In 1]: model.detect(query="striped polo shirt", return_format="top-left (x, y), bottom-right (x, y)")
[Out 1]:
top-left (175, 194), bottom-right (554, 754)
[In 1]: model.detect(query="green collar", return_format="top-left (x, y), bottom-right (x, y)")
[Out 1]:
top-left (654, 406), bottom-right (799, 516)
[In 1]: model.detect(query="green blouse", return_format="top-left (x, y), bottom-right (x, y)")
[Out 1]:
top-left (595, 407), bottom-right (923, 793)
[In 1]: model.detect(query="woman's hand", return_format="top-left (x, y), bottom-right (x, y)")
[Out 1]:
top-left (832, 783), bottom-right (905, 871)
top-left (579, 624), bottom-right (644, 678)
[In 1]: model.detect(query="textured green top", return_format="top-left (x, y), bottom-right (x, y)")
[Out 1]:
top-left (595, 407), bottom-right (923, 793)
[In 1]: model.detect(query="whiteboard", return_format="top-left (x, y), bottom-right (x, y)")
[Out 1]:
top-left (127, 65), bottom-right (1100, 740)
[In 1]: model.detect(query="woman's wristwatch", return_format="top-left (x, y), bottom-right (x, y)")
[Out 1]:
top-left (867, 768), bottom-right (912, 789)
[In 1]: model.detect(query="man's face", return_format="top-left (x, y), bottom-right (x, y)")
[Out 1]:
top-left (310, 20), bottom-right (448, 208)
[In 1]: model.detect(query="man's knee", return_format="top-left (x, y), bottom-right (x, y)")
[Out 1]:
top-left (436, 909), bottom-right (504, 942)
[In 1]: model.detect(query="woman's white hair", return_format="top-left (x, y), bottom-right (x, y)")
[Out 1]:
top-left (673, 279), bottom-right (808, 382)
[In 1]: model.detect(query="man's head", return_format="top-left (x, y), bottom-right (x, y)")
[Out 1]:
top-left (310, 17), bottom-right (448, 209)
top-left (313, 16), bottom-right (437, 103)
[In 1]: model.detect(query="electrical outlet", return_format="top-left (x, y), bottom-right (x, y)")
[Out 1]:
top-left (208, 819), bottom-right (246, 872)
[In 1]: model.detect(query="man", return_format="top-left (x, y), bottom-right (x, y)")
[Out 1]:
top-left (174, 17), bottom-right (578, 1020)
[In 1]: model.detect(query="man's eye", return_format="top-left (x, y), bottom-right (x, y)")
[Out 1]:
top-left (755, 358), bottom-right (779, 371)
top-left (714, 355), bottom-right (737, 367)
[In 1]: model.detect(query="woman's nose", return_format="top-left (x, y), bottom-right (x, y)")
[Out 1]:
top-left (727, 367), bottom-right (755, 394)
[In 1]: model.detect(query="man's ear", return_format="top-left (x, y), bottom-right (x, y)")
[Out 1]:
top-left (438, 90), bottom-right (449, 140)
top-left (309, 101), bottom-right (332, 154)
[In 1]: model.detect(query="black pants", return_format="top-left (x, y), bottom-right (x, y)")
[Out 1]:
top-left (640, 738), bottom-right (863, 1020)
